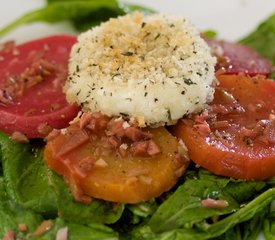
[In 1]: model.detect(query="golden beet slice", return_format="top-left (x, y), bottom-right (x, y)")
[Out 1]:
top-left (44, 123), bottom-right (189, 203)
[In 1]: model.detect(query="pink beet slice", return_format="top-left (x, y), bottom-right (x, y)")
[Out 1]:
top-left (206, 39), bottom-right (272, 76)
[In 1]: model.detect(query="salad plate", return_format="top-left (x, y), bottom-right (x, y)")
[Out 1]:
top-left (0, 0), bottom-right (275, 240)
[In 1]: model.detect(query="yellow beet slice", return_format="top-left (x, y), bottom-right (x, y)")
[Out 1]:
top-left (44, 123), bottom-right (189, 204)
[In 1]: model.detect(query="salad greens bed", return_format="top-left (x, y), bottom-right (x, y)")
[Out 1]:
top-left (0, 0), bottom-right (275, 239)
top-left (1, 129), bottom-right (275, 240)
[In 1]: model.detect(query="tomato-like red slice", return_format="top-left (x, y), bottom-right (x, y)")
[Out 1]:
top-left (0, 35), bottom-right (80, 138)
top-left (206, 39), bottom-right (272, 76)
top-left (171, 74), bottom-right (275, 180)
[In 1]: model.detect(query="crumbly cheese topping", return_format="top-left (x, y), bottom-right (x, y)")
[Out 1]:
top-left (65, 12), bottom-right (216, 127)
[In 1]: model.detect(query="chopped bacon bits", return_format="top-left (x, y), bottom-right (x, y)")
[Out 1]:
top-left (240, 118), bottom-right (275, 145)
top-left (56, 128), bottom-right (89, 157)
top-left (130, 141), bottom-right (149, 157)
top-left (193, 110), bottom-right (209, 123)
top-left (37, 123), bottom-right (53, 137)
top-left (0, 40), bottom-right (16, 53)
top-left (31, 220), bottom-right (54, 237)
top-left (124, 126), bottom-right (152, 142)
top-left (78, 112), bottom-right (161, 158)
top-left (107, 118), bottom-right (125, 137)
top-left (118, 144), bottom-right (128, 157)
top-left (194, 122), bottom-right (211, 135)
top-left (263, 119), bottom-right (275, 144)
top-left (192, 111), bottom-right (212, 135)
top-left (78, 157), bottom-right (94, 171)
top-left (79, 112), bottom-right (92, 129)
top-left (83, 112), bottom-right (109, 133)
top-left (10, 131), bottom-right (29, 143)
top-left (0, 89), bottom-right (13, 106)
top-left (45, 129), bottom-right (61, 142)
top-left (130, 139), bottom-right (161, 157)
top-left (269, 114), bottom-right (275, 121)
top-left (147, 139), bottom-right (161, 156)
top-left (1, 59), bottom-right (57, 106)
top-left (50, 103), bottom-right (61, 112)
top-left (108, 136), bottom-right (121, 148)
top-left (18, 223), bottom-right (28, 232)
top-left (201, 198), bottom-right (229, 209)
top-left (2, 230), bottom-right (16, 240)
top-left (210, 120), bottom-right (229, 129)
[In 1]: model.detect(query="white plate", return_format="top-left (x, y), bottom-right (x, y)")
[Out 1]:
top-left (0, 1), bottom-right (274, 240)
top-left (0, 0), bottom-right (275, 43)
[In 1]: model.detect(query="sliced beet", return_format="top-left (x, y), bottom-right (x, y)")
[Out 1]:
top-left (206, 39), bottom-right (272, 76)
top-left (0, 35), bottom-right (80, 138)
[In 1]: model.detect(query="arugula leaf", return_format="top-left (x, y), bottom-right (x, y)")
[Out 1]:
top-left (239, 13), bottom-right (275, 65)
top-left (241, 211), bottom-right (266, 240)
top-left (215, 210), bottom-right (266, 240)
top-left (148, 170), bottom-right (239, 233)
top-left (118, 2), bottom-right (156, 16)
top-left (131, 170), bottom-right (267, 239)
top-left (224, 180), bottom-right (266, 203)
top-left (113, 199), bottom-right (158, 236)
top-left (263, 206), bottom-right (275, 240)
top-left (66, 222), bottom-right (118, 240)
top-left (127, 199), bottom-right (158, 220)
top-left (0, 177), bottom-right (5, 199)
top-left (0, 200), bottom-right (42, 239)
top-left (0, 177), bottom-right (42, 239)
top-left (264, 219), bottom-right (275, 240)
top-left (0, 0), bottom-right (155, 37)
top-left (28, 218), bottom-right (118, 240)
top-left (202, 30), bottom-right (217, 39)
top-left (0, 132), bottom-right (58, 215)
top-left (1, 160), bottom-right (119, 239)
top-left (52, 174), bottom-right (124, 225)
top-left (0, 1), bottom-right (121, 37)
top-left (131, 188), bottom-right (275, 240)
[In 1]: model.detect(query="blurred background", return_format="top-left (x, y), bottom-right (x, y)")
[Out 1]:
top-left (0, 0), bottom-right (275, 42)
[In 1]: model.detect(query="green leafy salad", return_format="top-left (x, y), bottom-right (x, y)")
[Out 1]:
top-left (0, 1), bottom-right (275, 240)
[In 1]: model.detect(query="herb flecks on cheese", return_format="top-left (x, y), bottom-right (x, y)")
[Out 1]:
top-left (66, 12), bottom-right (216, 127)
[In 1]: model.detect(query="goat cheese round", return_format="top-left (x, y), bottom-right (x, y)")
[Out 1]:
top-left (65, 12), bottom-right (216, 127)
